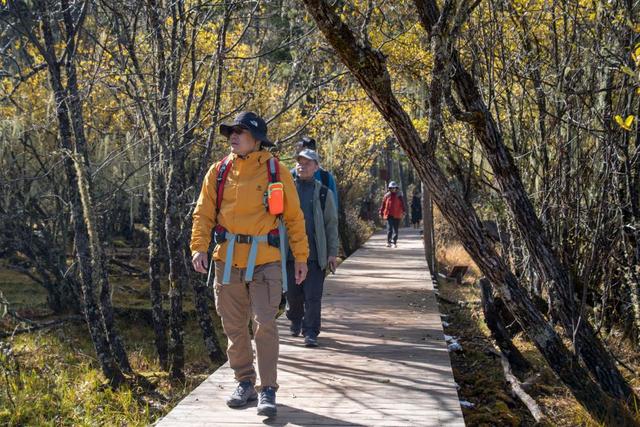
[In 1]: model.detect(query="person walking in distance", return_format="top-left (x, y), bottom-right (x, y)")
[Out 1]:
top-left (286, 149), bottom-right (339, 348)
top-left (410, 190), bottom-right (422, 229)
top-left (191, 111), bottom-right (309, 418)
top-left (379, 181), bottom-right (405, 247)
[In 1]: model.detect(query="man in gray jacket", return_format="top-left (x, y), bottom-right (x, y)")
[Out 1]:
top-left (287, 149), bottom-right (339, 347)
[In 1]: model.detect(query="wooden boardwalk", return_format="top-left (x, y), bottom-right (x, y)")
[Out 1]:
top-left (158, 228), bottom-right (465, 426)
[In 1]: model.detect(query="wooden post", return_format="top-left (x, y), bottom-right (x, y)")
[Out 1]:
top-left (422, 181), bottom-right (435, 275)
top-left (398, 155), bottom-right (410, 227)
top-left (384, 137), bottom-right (392, 188)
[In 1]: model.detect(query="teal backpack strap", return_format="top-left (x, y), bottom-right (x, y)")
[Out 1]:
top-left (278, 217), bottom-right (288, 293)
top-left (222, 232), bottom-right (236, 284)
top-left (268, 157), bottom-right (288, 293)
top-left (319, 185), bottom-right (328, 212)
top-left (244, 235), bottom-right (269, 282)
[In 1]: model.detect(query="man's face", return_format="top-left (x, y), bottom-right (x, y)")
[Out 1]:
top-left (296, 156), bottom-right (318, 179)
top-left (229, 126), bottom-right (259, 155)
top-left (390, 187), bottom-right (398, 193)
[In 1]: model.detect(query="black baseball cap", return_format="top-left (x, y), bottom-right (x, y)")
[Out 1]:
top-left (220, 111), bottom-right (274, 147)
top-left (297, 136), bottom-right (316, 150)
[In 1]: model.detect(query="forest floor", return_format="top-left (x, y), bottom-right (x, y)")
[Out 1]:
top-left (436, 241), bottom-right (640, 426)
top-left (0, 245), bottom-right (225, 426)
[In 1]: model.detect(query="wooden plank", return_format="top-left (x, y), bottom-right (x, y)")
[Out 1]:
top-left (157, 228), bottom-right (464, 427)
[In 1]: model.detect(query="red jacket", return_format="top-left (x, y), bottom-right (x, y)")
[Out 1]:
top-left (379, 192), bottom-right (405, 219)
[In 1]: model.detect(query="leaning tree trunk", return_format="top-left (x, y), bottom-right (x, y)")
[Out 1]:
top-left (413, 0), bottom-right (635, 404)
top-left (480, 278), bottom-right (532, 376)
top-left (300, 0), bottom-right (637, 423)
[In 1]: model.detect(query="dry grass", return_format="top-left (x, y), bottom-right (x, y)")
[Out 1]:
top-left (0, 260), bottom-right (223, 426)
top-left (436, 243), bottom-right (482, 281)
top-left (433, 206), bottom-right (481, 282)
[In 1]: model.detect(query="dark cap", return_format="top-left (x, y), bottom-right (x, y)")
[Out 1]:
top-left (220, 111), bottom-right (274, 147)
top-left (297, 136), bottom-right (316, 150)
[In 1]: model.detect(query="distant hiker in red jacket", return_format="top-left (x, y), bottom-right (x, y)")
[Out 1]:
top-left (379, 181), bottom-right (405, 247)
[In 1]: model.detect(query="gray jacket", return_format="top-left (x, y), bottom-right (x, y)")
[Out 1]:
top-left (299, 180), bottom-right (339, 269)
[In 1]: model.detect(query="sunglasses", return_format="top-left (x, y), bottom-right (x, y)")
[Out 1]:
top-left (230, 126), bottom-right (247, 135)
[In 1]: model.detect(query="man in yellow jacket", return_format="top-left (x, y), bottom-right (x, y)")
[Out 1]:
top-left (191, 111), bottom-right (308, 418)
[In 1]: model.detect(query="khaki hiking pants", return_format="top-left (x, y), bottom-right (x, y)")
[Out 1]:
top-left (213, 261), bottom-right (282, 390)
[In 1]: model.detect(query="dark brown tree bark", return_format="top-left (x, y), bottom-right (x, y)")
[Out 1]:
top-left (107, 0), bottom-right (226, 372)
top-left (13, 0), bottom-right (127, 386)
top-left (184, 0), bottom-right (229, 367)
top-left (145, 0), bottom-right (186, 379)
top-left (300, 0), bottom-right (637, 423)
top-left (480, 278), bottom-right (532, 376)
top-left (164, 156), bottom-right (187, 380)
top-left (413, 0), bottom-right (635, 403)
top-left (58, 0), bottom-right (132, 375)
top-left (148, 138), bottom-right (169, 370)
top-left (192, 271), bottom-right (225, 365)
top-left (101, 0), bottom-right (170, 371)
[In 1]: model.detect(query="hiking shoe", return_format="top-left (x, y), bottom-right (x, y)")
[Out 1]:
top-left (289, 322), bottom-right (301, 337)
top-left (304, 336), bottom-right (318, 347)
top-left (394, 243), bottom-right (398, 248)
top-left (256, 386), bottom-right (277, 417)
top-left (226, 381), bottom-right (257, 408)
top-left (386, 242), bottom-right (392, 247)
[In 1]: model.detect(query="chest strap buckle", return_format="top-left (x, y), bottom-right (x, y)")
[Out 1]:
top-left (235, 234), bottom-right (252, 244)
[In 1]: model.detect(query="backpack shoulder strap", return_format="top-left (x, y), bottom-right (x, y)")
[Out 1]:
top-left (319, 184), bottom-right (328, 212)
top-left (267, 157), bottom-right (280, 183)
top-left (216, 155), bottom-right (233, 213)
top-left (320, 169), bottom-right (330, 188)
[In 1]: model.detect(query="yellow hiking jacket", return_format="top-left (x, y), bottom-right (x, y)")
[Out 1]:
top-left (190, 150), bottom-right (309, 267)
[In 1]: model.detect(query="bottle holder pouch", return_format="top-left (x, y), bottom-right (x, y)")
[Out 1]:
top-left (267, 182), bottom-right (284, 216)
